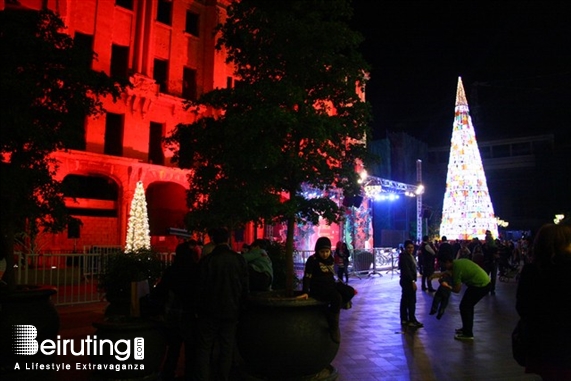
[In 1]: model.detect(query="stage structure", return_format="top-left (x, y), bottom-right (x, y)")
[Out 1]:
top-left (361, 171), bottom-right (424, 241)
top-left (440, 77), bottom-right (498, 240)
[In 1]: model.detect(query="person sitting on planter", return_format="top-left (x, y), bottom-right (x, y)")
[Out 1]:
top-left (300, 236), bottom-right (348, 343)
top-left (243, 239), bottom-right (273, 292)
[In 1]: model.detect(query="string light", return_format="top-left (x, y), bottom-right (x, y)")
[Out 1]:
top-left (440, 77), bottom-right (498, 240)
top-left (125, 181), bottom-right (151, 252)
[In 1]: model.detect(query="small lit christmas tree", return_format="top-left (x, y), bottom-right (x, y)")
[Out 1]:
top-left (125, 181), bottom-right (151, 252)
top-left (440, 77), bottom-right (498, 240)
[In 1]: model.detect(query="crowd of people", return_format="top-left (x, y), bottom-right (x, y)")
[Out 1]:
top-left (398, 230), bottom-right (544, 339)
top-left (397, 223), bottom-right (571, 380)
top-left (145, 223), bottom-right (570, 381)
top-left (147, 231), bottom-right (354, 381)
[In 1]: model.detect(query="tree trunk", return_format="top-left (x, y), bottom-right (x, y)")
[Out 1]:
top-left (285, 216), bottom-right (295, 297)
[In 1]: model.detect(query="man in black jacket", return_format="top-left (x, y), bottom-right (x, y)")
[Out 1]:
top-left (421, 236), bottom-right (437, 292)
top-left (193, 228), bottom-right (249, 381)
top-left (438, 236), bottom-right (454, 271)
top-left (399, 240), bottom-right (423, 328)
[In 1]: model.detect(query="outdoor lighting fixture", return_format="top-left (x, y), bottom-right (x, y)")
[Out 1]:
top-left (358, 170), bottom-right (368, 184)
top-left (554, 214), bottom-right (565, 224)
top-left (415, 184), bottom-right (424, 195)
top-left (374, 193), bottom-right (399, 202)
top-left (364, 184), bottom-right (383, 199)
top-left (496, 217), bottom-right (509, 228)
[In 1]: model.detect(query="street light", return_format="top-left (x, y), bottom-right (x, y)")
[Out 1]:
top-left (554, 214), bottom-right (565, 224)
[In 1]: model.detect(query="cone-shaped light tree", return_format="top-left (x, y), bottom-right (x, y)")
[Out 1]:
top-left (125, 181), bottom-right (151, 252)
top-left (440, 77), bottom-right (498, 240)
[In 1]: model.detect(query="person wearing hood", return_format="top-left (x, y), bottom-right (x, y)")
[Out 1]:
top-left (300, 237), bottom-right (343, 343)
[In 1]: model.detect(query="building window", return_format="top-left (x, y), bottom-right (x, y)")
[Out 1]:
top-left (153, 59), bottom-right (168, 93)
top-left (185, 11), bottom-right (199, 36)
top-left (115, 0), bottom-right (133, 10)
top-left (512, 142), bottom-right (532, 156)
top-left (73, 32), bottom-right (94, 70)
top-left (110, 44), bottom-right (129, 79)
top-left (63, 174), bottom-right (119, 217)
top-left (148, 122), bottom-right (165, 165)
top-left (479, 146), bottom-right (491, 159)
top-left (492, 144), bottom-right (510, 158)
top-left (157, 0), bottom-right (172, 26)
top-left (532, 139), bottom-right (552, 154)
top-left (104, 113), bottom-right (124, 156)
top-left (182, 67), bottom-right (197, 100)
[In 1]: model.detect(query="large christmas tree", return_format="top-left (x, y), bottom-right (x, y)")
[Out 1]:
top-left (125, 181), bottom-right (151, 252)
top-left (440, 77), bottom-right (498, 240)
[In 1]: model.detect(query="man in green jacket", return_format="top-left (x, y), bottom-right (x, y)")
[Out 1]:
top-left (438, 254), bottom-right (491, 341)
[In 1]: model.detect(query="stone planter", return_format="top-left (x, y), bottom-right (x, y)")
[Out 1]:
top-left (90, 318), bottom-right (166, 381)
top-left (237, 292), bottom-right (339, 380)
top-left (0, 285), bottom-right (60, 378)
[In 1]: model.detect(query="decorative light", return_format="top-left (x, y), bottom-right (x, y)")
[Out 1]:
top-left (496, 217), bottom-right (509, 228)
top-left (358, 170), bottom-right (368, 184)
top-left (554, 214), bottom-right (565, 224)
top-left (125, 181), bottom-right (151, 252)
top-left (440, 77), bottom-right (498, 240)
top-left (364, 184), bottom-right (383, 199)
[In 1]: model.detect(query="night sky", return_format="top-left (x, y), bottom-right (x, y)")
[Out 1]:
top-left (351, 1), bottom-right (571, 146)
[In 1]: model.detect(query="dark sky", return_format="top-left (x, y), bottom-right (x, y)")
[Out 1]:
top-left (350, 1), bottom-right (571, 146)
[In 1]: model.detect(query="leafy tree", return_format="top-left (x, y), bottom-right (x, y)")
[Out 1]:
top-left (166, 0), bottom-right (372, 295)
top-left (0, 8), bottom-right (126, 289)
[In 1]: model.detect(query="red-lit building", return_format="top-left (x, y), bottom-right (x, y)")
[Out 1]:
top-left (2, 0), bottom-right (372, 253)
top-left (3, 0), bottom-right (240, 252)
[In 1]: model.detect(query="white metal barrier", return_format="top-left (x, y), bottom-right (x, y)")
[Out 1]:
top-left (10, 248), bottom-right (397, 305)
top-left (12, 249), bottom-right (174, 306)
top-left (294, 247), bottom-right (400, 276)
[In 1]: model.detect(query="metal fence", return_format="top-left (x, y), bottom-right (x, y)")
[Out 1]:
top-left (13, 247), bottom-right (175, 306)
top-left (293, 248), bottom-right (400, 276)
top-left (10, 247), bottom-right (397, 306)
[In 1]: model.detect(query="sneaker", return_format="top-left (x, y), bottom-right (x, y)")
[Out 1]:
top-left (408, 320), bottom-right (424, 328)
top-left (455, 328), bottom-right (464, 334)
top-left (401, 320), bottom-right (409, 326)
top-left (454, 333), bottom-right (474, 341)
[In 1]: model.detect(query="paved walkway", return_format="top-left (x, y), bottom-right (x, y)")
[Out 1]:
top-left (48, 271), bottom-right (539, 381)
top-left (332, 271), bottom-right (539, 381)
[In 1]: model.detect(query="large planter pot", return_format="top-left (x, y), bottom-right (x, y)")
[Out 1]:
top-left (237, 292), bottom-right (339, 380)
top-left (0, 285), bottom-right (60, 378)
top-left (90, 318), bottom-right (166, 381)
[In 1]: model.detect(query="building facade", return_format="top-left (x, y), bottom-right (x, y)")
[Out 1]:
top-left (6, 0), bottom-right (239, 252)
